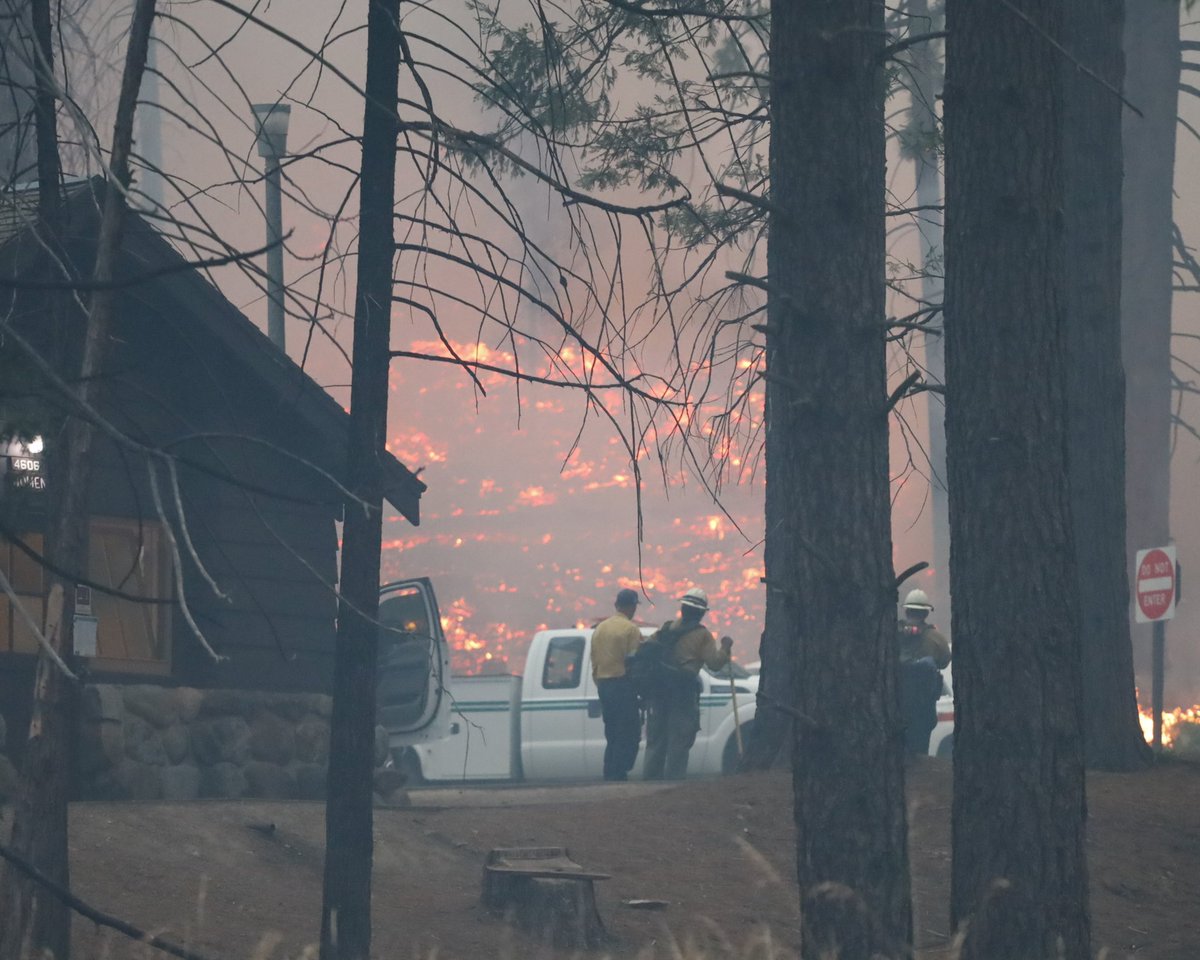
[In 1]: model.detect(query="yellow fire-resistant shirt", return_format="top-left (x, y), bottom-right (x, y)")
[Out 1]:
top-left (590, 614), bottom-right (642, 680)
top-left (667, 621), bottom-right (730, 675)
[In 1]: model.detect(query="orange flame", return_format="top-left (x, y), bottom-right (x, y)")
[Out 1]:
top-left (1137, 698), bottom-right (1200, 749)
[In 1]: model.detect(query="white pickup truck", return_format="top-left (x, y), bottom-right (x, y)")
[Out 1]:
top-left (393, 626), bottom-right (759, 783)
top-left (929, 666), bottom-right (955, 758)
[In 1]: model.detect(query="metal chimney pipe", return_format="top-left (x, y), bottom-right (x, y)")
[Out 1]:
top-left (251, 102), bottom-right (291, 351)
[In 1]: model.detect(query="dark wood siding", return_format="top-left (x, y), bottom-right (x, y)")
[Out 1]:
top-left (2, 231), bottom-right (346, 695)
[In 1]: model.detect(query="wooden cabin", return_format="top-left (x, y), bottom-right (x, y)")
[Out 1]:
top-left (0, 179), bottom-right (425, 760)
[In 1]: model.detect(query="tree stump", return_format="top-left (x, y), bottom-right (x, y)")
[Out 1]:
top-left (481, 846), bottom-right (609, 948)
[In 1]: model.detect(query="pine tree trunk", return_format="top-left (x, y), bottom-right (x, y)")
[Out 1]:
top-left (0, 4), bottom-right (157, 959)
top-left (0, 2), bottom-right (71, 957)
top-left (1064, 0), bottom-right (1150, 772)
top-left (1121, 0), bottom-right (1179, 685)
top-left (741, 411), bottom-right (792, 770)
top-left (319, 2), bottom-right (401, 958)
top-left (768, 1), bottom-right (911, 955)
top-left (944, 1), bottom-right (1090, 956)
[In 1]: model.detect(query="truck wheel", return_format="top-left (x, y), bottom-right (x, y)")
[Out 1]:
top-left (936, 733), bottom-right (954, 760)
top-left (722, 721), bottom-right (754, 775)
top-left (397, 747), bottom-right (426, 786)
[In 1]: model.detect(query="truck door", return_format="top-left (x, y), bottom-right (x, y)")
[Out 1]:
top-left (521, 632), bottom-right (587, 779)
top-left (581, 668), bottom-right (606, 778)
top-left (376, 578), bottom-right (451, 745)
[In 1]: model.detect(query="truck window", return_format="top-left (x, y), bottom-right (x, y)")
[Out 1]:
top-left (542, 635), bottom-right (585, 689)
top-left (378, 587), bottom-right (430, 637)
top-left (377, 584), bottom-right (437, 728)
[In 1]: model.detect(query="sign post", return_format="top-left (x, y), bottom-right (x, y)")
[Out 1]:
top-left (1135, 545), bottom-right (1178, 751)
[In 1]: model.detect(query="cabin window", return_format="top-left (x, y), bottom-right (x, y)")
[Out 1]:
top-left (0, 520), bottom-right (170, 671)
top-left (542, 635), bottom-right (584, 690)
top-left (87, 518), bottom-right (171, 671)
top-left (0, 532), bottom-right (46, 654)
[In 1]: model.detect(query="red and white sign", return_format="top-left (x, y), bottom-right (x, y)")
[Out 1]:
top-left (1135, 545), bottom-right (1177, 624)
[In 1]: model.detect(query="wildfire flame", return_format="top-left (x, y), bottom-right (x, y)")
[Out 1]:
top-left (383, 333), bottom-right (936, 678)
top-left (1137, 698), bottom-right (1200, 749)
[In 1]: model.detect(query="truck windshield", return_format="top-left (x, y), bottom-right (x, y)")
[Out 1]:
top-left (704, 661), bottom-right (752, 681)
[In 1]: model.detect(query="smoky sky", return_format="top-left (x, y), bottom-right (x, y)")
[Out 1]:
top-left (41, 0), bottom-right (1200, 699)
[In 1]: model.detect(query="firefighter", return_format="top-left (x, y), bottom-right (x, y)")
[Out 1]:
top-left (590, 587), bottom-right (644, 781)
top-left (898, 588), bottom-right (951, 755)
top-left (643, 588), bottom-right (732, 780)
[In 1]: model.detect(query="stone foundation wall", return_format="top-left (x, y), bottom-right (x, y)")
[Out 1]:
top-left (78, 683), bottom-right (400, 801)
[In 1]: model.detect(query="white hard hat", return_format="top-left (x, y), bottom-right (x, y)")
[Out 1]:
top-left (903, 588), bottom-right (934, 611)
top-left (679, 587), bottom-right (709, 611)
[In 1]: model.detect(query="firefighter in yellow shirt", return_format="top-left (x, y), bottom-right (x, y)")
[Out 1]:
top-left (643, 588), bottom-right (732, 780)
top-left (590, 588), bottom-right (644, 780)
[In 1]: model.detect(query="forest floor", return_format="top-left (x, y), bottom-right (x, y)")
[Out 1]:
top-left (11, 756), bottom-right (1200, 960)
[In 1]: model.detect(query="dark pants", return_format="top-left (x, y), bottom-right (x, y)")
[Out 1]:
top-left (900, 660), bottom-right (942, 755)
top-left (597, 676), bottom-right (641, 780)
top-left (643, 676), bottom-right (701, 780)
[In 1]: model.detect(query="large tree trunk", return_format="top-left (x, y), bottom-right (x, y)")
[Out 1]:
top-left (1121, 0), bottom-right (1179, 687)
top-left (0, 4), bottom-right (157, 959)
top-left (1064, 0), bottom-right (1150, 772)
top-left (768, 1), bottom-right (911, 956)
top-left (2, 4), bottom-right (70, 958)
top-left (319, 2), bottom-right (401, 958)
top-left (741, 404), bottom-right (792, 771)
top-left (943, 1), bottom-right (1090, 957)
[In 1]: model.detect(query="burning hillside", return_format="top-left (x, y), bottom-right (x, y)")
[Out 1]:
top-left (379, 335), bottom-right (935, 674)
top-left (380, 338), bottom-right (762, 674)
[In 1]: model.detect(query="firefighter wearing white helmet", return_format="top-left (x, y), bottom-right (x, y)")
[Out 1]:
top-left (898, 587), bottom-right (951, 755)
top-left (903, 588), bottom-right (934, 612)
top-left (642, 587), bottom-right (733, 780)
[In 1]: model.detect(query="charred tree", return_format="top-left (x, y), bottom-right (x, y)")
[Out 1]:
top-left (318, 1), bottom-right (401, 958)
top-left (1121, 0), bottom-right (1179, 685)
top-left (0, 3), bottom-right (158, 959)
top-left (1064, 0), bottom-right (1150, 772)
top-left (943, 1), bottom-right (1090, 957)
top-left (768, 0), bottom-right (911, 955)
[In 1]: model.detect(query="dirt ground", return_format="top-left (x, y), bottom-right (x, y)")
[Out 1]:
top-left (19, 757), bottom-right (1200, 960)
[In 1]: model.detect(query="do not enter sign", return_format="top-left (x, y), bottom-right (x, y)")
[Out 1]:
top-left (1135, 545), bottom-right (1177, 623)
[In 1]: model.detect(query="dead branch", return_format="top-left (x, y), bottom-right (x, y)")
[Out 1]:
top-left (147, 461), bottom-right (225, 663)
top-left (0, 235), bottom-right (289, 290)
top-left (998, 0), bottom-right (1142, 117)
top-left (878, 30), bottom-right (948, 63)
top-left (0, 840), bottom-right (218, 960)
top-left (715, 182), bottom-right (778, 214)
top-left (0, 574), bottom-right (76, 680)
top-left (893, 561), bottom-right (930, 590)
top-left (886, 203), bottom-right (944, 218)
top-left (605, 0), bottom-right (765, 24)
top-left (885, 370), bottom-right (923, 414)
top-left (0, 520), bottom-right (171, 605)
top-left (725, 270), bottom-right (769, 292)
top-left (166, 458), bottom-right (230, 603)
top-left (905, 382), bottom-right (945, 398)
top-left (390, 350), bottom-right (682, 403)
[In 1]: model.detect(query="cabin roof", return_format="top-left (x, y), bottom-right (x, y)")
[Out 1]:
top-left (0, 178), bottom-right (425, 524)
